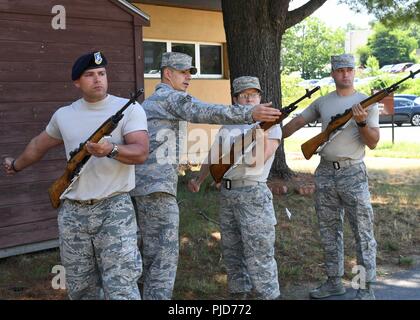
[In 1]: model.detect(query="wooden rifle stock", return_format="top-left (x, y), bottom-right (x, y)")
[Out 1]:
top-left (47, 89), bottom-right (144, 208)
top-left (301, 68), bottom-right (420, 160)
top-left (209, 86), bottom-right (320, 183)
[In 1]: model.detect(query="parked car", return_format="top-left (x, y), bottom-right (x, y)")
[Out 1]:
top-left (379, 64), bottom-right (394, 73)
top-left (390, 62), bottom-right (414, 73)
top-left (317, 77), bottom-right (334, 87)
top-left (379, 97), bottom-right (420, 126)
top-left (298, 79), bottom-right (319, 88)
top-left (394, 94), bottom-right (418, 101)
top-left (405, 64), bottom-right (420, 73)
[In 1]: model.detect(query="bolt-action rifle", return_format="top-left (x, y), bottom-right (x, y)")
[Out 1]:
top-left (48, 89), bottom-right (144, 208)
top-left (209, 86), bottom-right (321, 183)
top-left (301, 69), bottom-right (420, 160)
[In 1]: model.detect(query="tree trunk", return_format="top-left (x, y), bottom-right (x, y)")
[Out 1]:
top-left (221, 0), bottom-right (293, 179)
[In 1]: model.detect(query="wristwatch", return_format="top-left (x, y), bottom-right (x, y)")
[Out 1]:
top-left (356, 120), bottom-right (367, 127)
top-left (107, 143), bottom-right (119, 159)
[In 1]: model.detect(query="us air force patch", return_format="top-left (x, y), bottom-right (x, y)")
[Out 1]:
top-left (94, 52), bottom-right (103, 65)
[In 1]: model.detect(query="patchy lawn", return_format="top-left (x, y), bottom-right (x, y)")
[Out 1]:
top-left (0, 155), bottom-right (419, 300)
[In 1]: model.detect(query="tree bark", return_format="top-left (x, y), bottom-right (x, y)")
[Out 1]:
top-left (221, 0), bottom-right (326, 179)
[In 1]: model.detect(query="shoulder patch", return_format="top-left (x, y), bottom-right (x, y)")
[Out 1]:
top-left (178, 94), bottom-right (192, 105)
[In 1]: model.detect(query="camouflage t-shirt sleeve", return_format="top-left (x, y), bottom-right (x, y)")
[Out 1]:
top-left (165, 92), bottom-right (254, 124)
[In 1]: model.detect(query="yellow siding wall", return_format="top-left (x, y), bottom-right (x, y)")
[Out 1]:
top-left (134, 3), bottom-right (231, 104)
top-left (144, 78), bottom-right (231, 103)
top-left (134, 4), bottom-right (236, 163)
top-left (134, 4), bottom-right (226, 43)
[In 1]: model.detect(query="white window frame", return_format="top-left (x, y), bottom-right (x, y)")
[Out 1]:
top-left (143, 39), bottom-right (223, 79)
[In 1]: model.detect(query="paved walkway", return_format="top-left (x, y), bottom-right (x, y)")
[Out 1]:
top-left (323, 265), bottom-right (420, 300)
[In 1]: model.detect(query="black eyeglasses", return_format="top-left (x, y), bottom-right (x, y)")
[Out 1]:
top-left (237, 93), bottom-right (261, 99)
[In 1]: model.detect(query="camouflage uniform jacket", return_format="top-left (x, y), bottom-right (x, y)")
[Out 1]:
top-left (131, 83), bottom-right (255, 197)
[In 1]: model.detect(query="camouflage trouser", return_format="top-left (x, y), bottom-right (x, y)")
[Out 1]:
top-left (315, 161), bottom-right (377, 282)
top-left (133, 193), bottom-right (179, 300)
top-left (58, 193), bottom-right (142, 300)
top-left (220, 183), bottom-right (280, 300)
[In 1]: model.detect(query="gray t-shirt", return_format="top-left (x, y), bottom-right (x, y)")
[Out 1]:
top-left (46, 94), bottom-right (148, 200)
top-left (300, 91), bottom-right (379, 161)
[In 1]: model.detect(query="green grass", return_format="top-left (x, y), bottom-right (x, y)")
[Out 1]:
top-left (174, 166), bottom-right (420, 298)
top-left (398, 256), bottom-right (415, 267)
top-left (284, 137), bottom-right (420, 159)
top-left (283, 137), bottom-right (305, 153)
top-left (367, 141), bottom-right (420, 159)
top-left (0, 166), bottom-right (419, 299)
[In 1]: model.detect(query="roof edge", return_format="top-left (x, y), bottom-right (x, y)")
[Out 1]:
top-left (132, 1), bottom-right (222, 12)
top-left (118, 0), bottom-right (151, 20)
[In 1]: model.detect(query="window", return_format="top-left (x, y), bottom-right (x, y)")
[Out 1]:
top-left (144, 41), bottom-right (166, 75)
top-left (143, 40), bottom-right (223, 78)
top-left (172, 43), bottom-right (196, 67)
top-left (396, 100), bottom-right (413, 108)
top-left (200, 45), bottom-right (222, 75)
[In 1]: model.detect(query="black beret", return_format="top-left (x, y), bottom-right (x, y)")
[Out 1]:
top-left (71, 51), bottom-right (108, 81)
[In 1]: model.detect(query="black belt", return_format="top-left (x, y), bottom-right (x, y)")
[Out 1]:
top-left (223, 179), bottom-right (263, 190)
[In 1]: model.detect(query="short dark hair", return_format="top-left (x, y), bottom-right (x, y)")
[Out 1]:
top-left (161, 66), bottom-right (177, 80)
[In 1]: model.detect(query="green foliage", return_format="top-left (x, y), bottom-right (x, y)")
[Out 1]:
top-left (398, 256), bottom-right (415, 267)
top-left (407, 23), bottom-right (420, 48)
top-left (281, 73), bottom-right (307, 106)
top-left (280, 70), bottom-right (420, 110)
top-left (409, 49), bottom-right (420, 64)
top-left (280, 73), bottom-right (322, 109)
top-left (341, 0), bottom-right (420, 27)
top-left (281, 17), bottom-right (345, 79)
top-left (370, 72), bottom-right (403, 90)
top-left (366, 55), bottom-right (380, 76)
top-left (402, 77), bottom-right (420, 95)
top-left (357, 45), bottom-right (371, 67)
top-left (369, 73), bottom-right (420, 96)
top-left (367, 23), bottom-right (417, 66)
top-left (383, 240), bottom-right (399, 252)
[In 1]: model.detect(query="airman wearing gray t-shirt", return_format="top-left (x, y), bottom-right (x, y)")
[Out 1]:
top-left (301, 91), bottom-right (379, 161)
top-left (283, 53), bottom-right (380, 300)
top-left (2, 52), bottom-right (149, 300)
